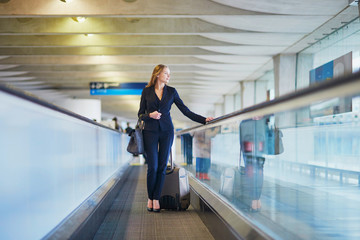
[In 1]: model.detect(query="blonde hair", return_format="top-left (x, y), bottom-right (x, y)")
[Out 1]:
top-left (146, 64), bottom-right (168, 88)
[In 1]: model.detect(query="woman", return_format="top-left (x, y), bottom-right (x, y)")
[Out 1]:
top-left (138, 64), bottom-right (213, 212)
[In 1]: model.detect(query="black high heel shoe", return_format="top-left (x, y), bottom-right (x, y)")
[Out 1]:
top-left (147, 199), bottom-right (153, 212)
top-left (153, 200), bottom-right (161, 212)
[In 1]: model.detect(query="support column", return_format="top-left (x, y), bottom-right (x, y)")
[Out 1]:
top-left (296, 53), bottom-right (314, 89)
top-left (273, 54), bottom-right (297, 128)
top-left (273, 54), bottom-right (297, 97)
top-left (242, 81), bottom-right (255, 109)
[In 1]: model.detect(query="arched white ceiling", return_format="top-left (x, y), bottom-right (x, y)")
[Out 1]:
top-left (210, 0), bottom-right (349, 15)
top-left (201, 33), bottom-right (304, 46)
top-left (200, 16), bottom-right (332, 33)
top-left (0, 0), bottom-right (356, 122)
top-left (194, 56), bottom-right (271, 64)
top-left (200, 46), bottom-right (287, 55)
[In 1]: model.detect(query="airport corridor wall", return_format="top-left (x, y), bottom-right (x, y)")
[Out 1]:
top-left (0, 85), bottom-right (132, 239)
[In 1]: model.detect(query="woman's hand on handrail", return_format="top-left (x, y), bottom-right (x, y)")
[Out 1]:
top-left (206, 117), bottom-right (214, 122)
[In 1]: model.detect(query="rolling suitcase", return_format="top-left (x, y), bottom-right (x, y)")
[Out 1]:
top-left (219, 167), bottom-right (236, 200)
top-left (159, 150), bottom-right (190, 210)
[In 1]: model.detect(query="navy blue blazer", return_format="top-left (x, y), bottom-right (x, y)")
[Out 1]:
top-left (138, 85), bottom-right (206, 131)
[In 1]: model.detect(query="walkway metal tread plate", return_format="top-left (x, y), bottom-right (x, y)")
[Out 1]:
top-left (93, 165), bottom-right (214, 240)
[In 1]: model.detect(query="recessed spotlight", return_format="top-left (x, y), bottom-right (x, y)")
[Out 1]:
top-left (71, 17), bottom-right (87, 23)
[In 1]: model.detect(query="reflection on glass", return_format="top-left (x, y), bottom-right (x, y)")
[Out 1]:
top-left (179, 93), bottom-right (360, 239)
top-left (239, 116), bottom-right (283, 212)
top-left (192, 127), bottom-right (220, 181)
top-left (181, 133), bottom-right (193, 165)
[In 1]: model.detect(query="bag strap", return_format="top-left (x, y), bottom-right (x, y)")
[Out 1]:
top-left (136, 118), bottom-right (145, 130)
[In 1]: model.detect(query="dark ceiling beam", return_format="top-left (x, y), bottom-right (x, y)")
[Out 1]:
top-left (0, 18), bottom-right (246, 34)
top-left (0, 35), bottom-right (237, 47)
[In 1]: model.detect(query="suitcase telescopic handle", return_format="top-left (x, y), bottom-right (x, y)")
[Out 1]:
top-left (169, 149), bottom-right (174, 169)
top-left (165, 149), bottom-right (175, 175)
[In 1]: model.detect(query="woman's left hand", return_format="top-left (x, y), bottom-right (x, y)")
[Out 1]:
top-left (206, 117), bottom-right (214, 122)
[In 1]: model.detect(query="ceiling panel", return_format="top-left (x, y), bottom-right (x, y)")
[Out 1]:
top-left (210, 0), bottom-right (349, 15)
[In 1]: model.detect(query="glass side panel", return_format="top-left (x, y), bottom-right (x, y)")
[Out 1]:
top-left (0, 91), bottom-right (132, 240)
top-left (177, 93), bottom-right (360, 240)
top-left (297, 17), bottom-right (360, 90)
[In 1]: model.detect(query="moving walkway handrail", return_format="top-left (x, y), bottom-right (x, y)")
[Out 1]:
top-left (177, 71), bottom-right (360, 134)
top-left (0, 83), bottom-right (118, 132)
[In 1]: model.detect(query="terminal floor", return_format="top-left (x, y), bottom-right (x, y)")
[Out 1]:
top-left (93, 165), bottom-right (214, 240)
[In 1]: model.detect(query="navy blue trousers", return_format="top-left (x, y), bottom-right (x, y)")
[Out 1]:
top-left (143, 129), bottom-right (174, 200)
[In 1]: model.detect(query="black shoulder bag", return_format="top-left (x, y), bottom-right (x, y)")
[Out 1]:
top-left (127, 119), bottom-right (145, 155)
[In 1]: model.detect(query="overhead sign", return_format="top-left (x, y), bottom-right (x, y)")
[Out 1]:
top-left (90, 82), bottom-right (147, 95)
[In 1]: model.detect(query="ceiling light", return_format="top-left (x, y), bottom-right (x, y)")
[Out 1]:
top-left (348, 0), bottom-right (358, 6)
top-left (71, 17), bottom-right (87, 23)
top-left (60, 0), bottom-right (73, 3)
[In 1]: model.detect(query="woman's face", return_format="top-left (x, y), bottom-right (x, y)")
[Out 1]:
top-left (158, 67), bottom-right (170, 84)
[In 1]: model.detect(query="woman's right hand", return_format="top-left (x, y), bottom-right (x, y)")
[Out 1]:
top-left (205, 117), bottom-right (214, 122)
top-left (150, 111), bottom-right (162, 120)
